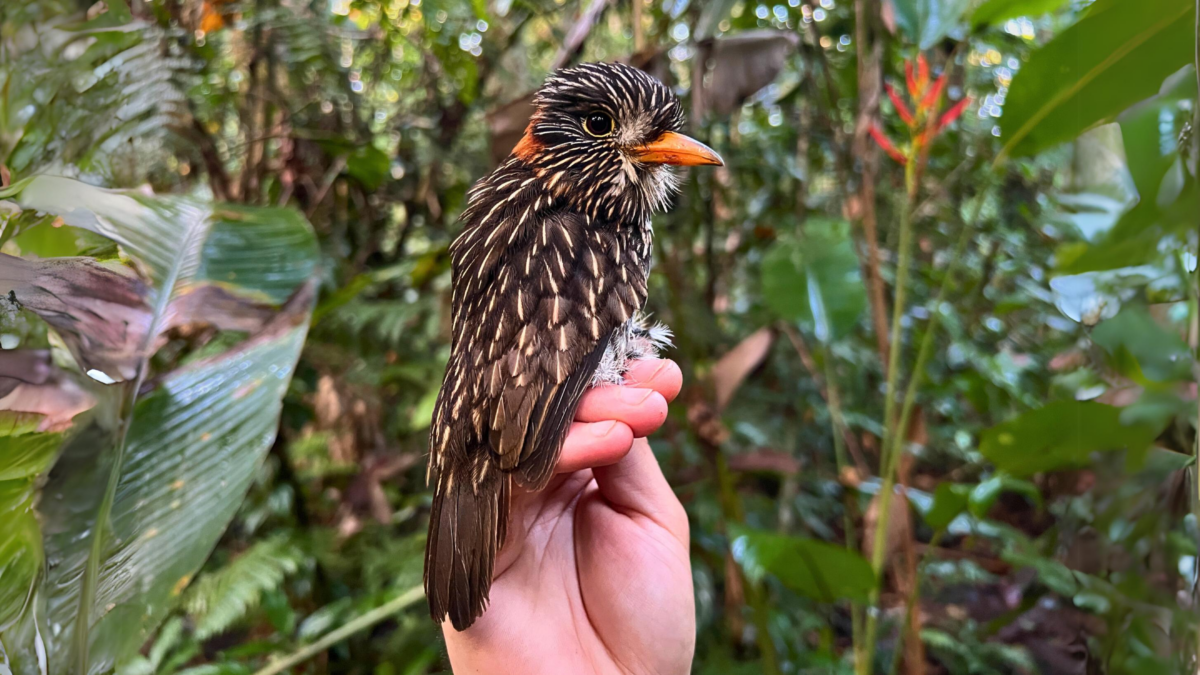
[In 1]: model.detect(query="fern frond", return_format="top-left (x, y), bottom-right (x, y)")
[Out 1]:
top-left (1, 9), bottom-right (189, 181)
top-left (316, 299), bottom-right (417, 349)
top-left (182, 535), bottom-right (305, 640)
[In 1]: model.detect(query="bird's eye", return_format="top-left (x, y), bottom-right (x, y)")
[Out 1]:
top-left (583, 112), bottom-right (614, 138)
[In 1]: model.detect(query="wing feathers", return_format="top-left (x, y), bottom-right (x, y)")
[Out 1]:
top-left (514, 333), bottom-right (610, 490)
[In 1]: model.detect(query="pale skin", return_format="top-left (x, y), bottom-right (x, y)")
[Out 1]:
top-left (442, 358), bottom-right (693, 675)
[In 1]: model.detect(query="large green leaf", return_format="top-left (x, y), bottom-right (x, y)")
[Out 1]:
top-left (892, 0), bottom-right (972, 48)
top-left (1055, 180), bottom-right (1197, 273)
top-left (970, 0), bottom-right (1070, 29)
top-left (0, 176), bottom-right (318, 674)
top-left (345, 145), bottom-right (391, 192)
top-left (967, 475), bottom-right (1041, 517)
top-left (999, 0), bottom-right (1194, 159)
top-left (1118, 66), bottom-right (1196, 202)
top-left (0, 413), bottom-right (61, 632)
top-left (761, 219), bottom-right (866, 343)
top-left (980, 400), bottom-right (1165, 476)
top-left (732, 529), bottom-right (876, 603)
top-left (1091, 306), bottom-right (1193, 382)
top-left (1056, 67), bottom-right (1200, 273)
top-left (922, 482), bottom-right (971, 531)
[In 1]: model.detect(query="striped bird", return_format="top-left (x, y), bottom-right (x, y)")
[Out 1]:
top-left (425, 61), bottom-right (722, 631)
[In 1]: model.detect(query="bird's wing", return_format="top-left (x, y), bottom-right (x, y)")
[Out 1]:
top-left (431, 209), bottom-right (647, 492)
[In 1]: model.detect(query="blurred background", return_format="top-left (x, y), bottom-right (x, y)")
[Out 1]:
top-left (1, 0), bottom-right (1198, 673)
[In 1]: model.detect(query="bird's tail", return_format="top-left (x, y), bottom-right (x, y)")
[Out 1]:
top-left (424, 453), bottom-right (510, 631)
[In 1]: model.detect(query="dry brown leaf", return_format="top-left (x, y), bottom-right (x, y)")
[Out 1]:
top-left (697, 30), bottom-right (800, 117)
top-left (486, 94), bottom-right (536, 166)
top-left (711, 327), bottom-right (773, 412)
top-left (727, 449), bottom-right (801, 475)
top-left (862, 488), bottom-right (913, 572)
top-left (0, 349), bottom-right (53, 398)
top-left (1049, 349), bottom-right (1086, 372)
top-left (0, 354), bottom-right (96, 432)
top-left (2, 253), bottom-right (279, 381)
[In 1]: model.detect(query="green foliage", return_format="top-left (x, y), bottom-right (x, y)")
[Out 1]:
top-left (1058, 66), bottom-right (1199, 274)
top-left (0, 0), bottom-right (184, 181)
top-left (762, 219), bottom-right (867, 343)
top-left (969, 0), bottom-right (1070, 29)
top-left (2, 0), bottom-right (1197, 672)
top-left (892, 0), bottom-right (972, 48)
top-left (1000, 0), bottom-right (1195, 158)
top-left (1091, 306), bottom-right (1193, 382)
top-left (734, 529), bottom-right (877, 603)
top-left (0, 176), bottom-right (318, 673)
top-left (922, 482), bottom-right (971, 531)
top-left (182, 536), bottom-right (306, 640)
top-left (980, 400), bottom-right (1165, 475)
top-left (0, 413), bottom-right (57, 631)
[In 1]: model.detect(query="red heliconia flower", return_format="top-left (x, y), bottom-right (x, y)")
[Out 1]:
top-left (905, 60), bottom-right (918, 104)
top-left (885, 84), bottom-right (914, 127)
top-left (872, 52), bottom-right (972, 164)
top-left (938, 97), bottom-right (971, 130)
top-left (869, 124), bottom-right (908, 165)
top-left (920, 75), bottom-right (947, 111)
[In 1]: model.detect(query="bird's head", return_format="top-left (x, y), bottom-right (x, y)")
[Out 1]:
top-left (513, 62), bottom-right (723, 224)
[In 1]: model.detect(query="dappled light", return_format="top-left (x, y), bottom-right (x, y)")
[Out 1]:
top-left (1, 0), bottom-right (1198, 673)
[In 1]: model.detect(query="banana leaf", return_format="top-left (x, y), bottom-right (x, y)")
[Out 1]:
top-left (0, 175), bottom-right (318, 674)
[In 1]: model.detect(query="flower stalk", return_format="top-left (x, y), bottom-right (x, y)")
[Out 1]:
top-left (856, 52), bottom-right (973, 674)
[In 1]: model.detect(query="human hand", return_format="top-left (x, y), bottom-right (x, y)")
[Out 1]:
top-left (441, 359), bottom-right (693, 675)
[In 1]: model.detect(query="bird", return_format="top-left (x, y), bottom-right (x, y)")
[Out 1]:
top-left (424, 61), bottom-right (723, 631)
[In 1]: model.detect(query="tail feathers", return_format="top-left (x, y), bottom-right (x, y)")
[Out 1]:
top-left (425, 456), bottom-right (509, 631)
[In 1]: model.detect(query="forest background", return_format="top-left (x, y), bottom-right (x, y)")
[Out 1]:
top-left (1, 0), bottom-right (1199, 673)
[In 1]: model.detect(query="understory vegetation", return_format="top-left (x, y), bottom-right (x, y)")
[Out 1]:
top-left (1, 0), bottom-right (1198, 672)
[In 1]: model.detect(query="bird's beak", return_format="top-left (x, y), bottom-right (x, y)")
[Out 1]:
top-left (633, 131), bottom-right (724, 166)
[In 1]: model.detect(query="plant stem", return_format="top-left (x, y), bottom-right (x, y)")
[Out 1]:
top-left (823, 347), bottom-right (866, 660)
top-left (252, 586), bottom-right (425, 675)
top-left (886, 531), bottom-right (944, 675)
top-left (1192, 0), bottom-right (1200, 668)
top-left (714, 450), bottom-right (783, 675)
top-left (858, 186), bottom-right (983, 674)
top-left (632, 0), bottom-right (644, 52)
top-left (859, 190), bottom-right (915, 675)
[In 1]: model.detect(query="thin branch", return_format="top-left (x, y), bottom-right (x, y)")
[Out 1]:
top-left (252, 586), bottom-right (425, 675)
top-left (851, 0), bottom-right (891, 366)
top-left (306, 156), bottom-right (347, 218)
top-left (780, 323), bottom-right (868, 474)
top-left (551, 0), bottom-right (611, 71)
top-left (186, 114), bottom-right (234, 201)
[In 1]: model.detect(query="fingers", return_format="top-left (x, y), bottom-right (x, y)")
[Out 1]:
top-left (622, 358), bottom-right (683, 402)
top-left (556, 359), bottom-right (681, 476)
top-left (556, 421), bottom-right (634, 474)
top-left (574, 386), bottom-right (668, 438)
top-left (592, 438), bottom-right (689, 543)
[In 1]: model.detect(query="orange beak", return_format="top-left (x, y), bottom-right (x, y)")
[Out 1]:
top-left (632, 131), bottom-right (724, 166)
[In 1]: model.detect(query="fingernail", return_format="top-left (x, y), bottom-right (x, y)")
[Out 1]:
top-left (620, 387), bottom-right (656, 404)
top-left (591, 420), bottom-right (619, 437)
